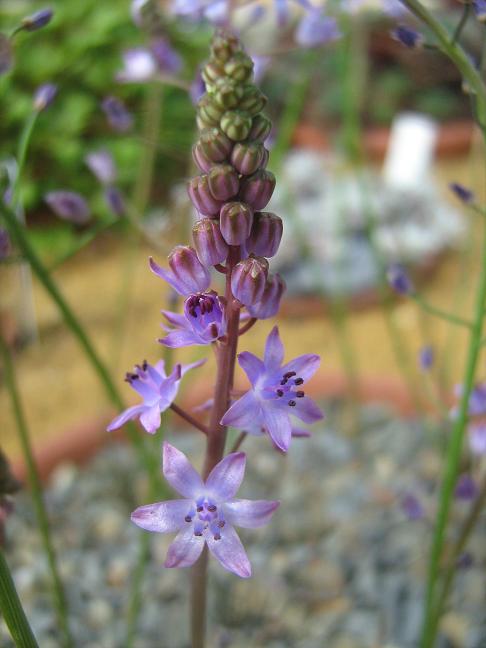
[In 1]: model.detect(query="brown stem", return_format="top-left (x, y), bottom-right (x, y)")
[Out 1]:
top-left (230, 431), bottom-right (247, 453)
top-left (169, 403), bottom-right (209, 435)
top-left (238, 317), bottom-right (257, 336)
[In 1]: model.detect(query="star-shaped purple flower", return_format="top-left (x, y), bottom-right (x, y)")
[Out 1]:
top-left (107, 359), bottom-right (205, 434)
top-left (132, 442), bottom-right (279, 578)
top-left (160, 292), bottom-right (226, 348)
top-left (221, 326), bottom-right (323, 451)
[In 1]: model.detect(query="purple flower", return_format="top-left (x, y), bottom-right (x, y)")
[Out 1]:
top-left (0, 229), bottom-right (11, 260)
top-left (221, 327), bottom-right (323, 451)
top-left (454, 382), bottom-right (486, 417)
top-left (101, 97), bottom-right (134, 132)
top-left (295, 11), bottom-right (341, 48)
top-left (449, 182), bottom-right (474, 204)
top-left (150, 248), bottom-right (211, 296)
top-left (419, 345), bottom-right (434, 371)
top-left (386, 263), bottom-right (414, 295)
top-left (0, 35), bottom-right (13, 76)
top-left (391, 25), bottom-right (422, 49)
top-left (21, 8), bottom-right (53, 31)
top-left (104, 186), bottom-right (125, 216)
top-left (160, 292), bottom-right (226, 348)
top-left (85, 150), bottom-right (116, 185)
top-left (45, 191), bottom-right (90, 224)
top-left (473, 0), bottom-right (486, 22)
top-left (33, 83), bottom-right (57, 112)
top-left (107, 359), bottom-right (205, 434)
top-left (454, 474), bottom-right (478, 501)
top-left (400, 493), bottom-right (424, 520)
top-left (151, 38), bottom-right (183, 74)
top-left (190, 68), bottom-right (205, 105)
top-left (469, 423), bottom-right (486, 455)
top-left (131, 442), bottom-right (279, 577)
top-left (116, 48), bottom-right (157, 82)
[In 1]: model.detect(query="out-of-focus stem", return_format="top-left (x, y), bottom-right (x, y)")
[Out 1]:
top-left (451, 2), bottom-right (470, 45)
top-left (412, 294), bottom-right (473, 329)
top-left (0, 549), bottom-right (39, 648)
top-left (0, 333), bottom-right (73, 648)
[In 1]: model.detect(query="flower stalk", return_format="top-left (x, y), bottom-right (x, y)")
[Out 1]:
top-left (0, 549), bottom-right (39, 648)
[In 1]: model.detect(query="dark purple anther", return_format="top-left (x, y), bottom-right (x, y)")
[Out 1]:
top-left (33, 83), bottom-right (57, 111)
top-left (231, 256), bottom-right (268, 306)
top-left (187, 175), bottom-right (224, 216)
top-left (207, 164), bottom-right (239, 201)
top-left (192, 218), bottom-right (228, 266)
top-left (246, 212), bottom-right (283, 258)
top-left (101, 96), bottom-right (133, 132)
top-left (386, 263), bottom-right (414, 296)
top-left (230, 142), bottom-right (265, 176)
top-left (239, 170), bottom-right (276, 211)
top-left (220, 201), bottom-right (254, 245)
top-left (199, 128), bottom-right (233, 162)
top-left (45, 191), bottom-right (90, 224)
top-left (247, 273), bottom-right (285, 320)
top-left (21, 8), bottom-right (53, 31)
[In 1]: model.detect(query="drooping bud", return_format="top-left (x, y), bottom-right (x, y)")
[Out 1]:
top-left (247, 273), bottom-right (285, 319)
top-left (239, 170), bottom-right (276, 210)
top-left (239, 86), bottom-right (267, 116)
top-left (101, 96), bottom-right (133, 132)
top-left (207, 164), bottom-right (239, 201)
top-left (199, 128), bottom-right (233, 162)
top-left (150, 246), bottom-right (211, 296)
top-left (231, 256), bottom-right (268, 306)
top-left (192, 218), bottom-right (228, 266)
top-left (45, 191), bottom-right (90, 224)
top-left (104, 186), bottom-right (125, 216)
top-left (21, 8), bottom-right (53, 32)
top-left (192, 143), bottom-right (214, 173)
top-left (248, 114), bottom-right (272, 142)
top-left (187, 175), bottom-right (224, 216)
top-left (220, 202), bottom-right (254, 245)
top-left (213, 78), bottom-right (244, 109)
top-left (246, 212), bottom-right (283, 257)
top-left (224, 52), bottom-right (254, 83)
top-left (220, 110), bottom-right (252, 141)
top-left (230, 141), bottom-right (265, 175)
top-left (210, 30), bottom-right (241, 63)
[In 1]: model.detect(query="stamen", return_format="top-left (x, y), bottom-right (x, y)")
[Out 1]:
top-left (213, 533), bottom-right (221, 541)
top-left (218, 520), bottom-right (225, 528)
top-left (280, 378), bottom-right (288, 385)
top-left (288, 400), bottom-right (296, 407)
top-left (276, 389), bottom-right (284, 397)
top-left (194, 530), bottom-right (203, 536)
top-left (196, 505), bottom-right (204, 512)
top-left (142, 359), bottom-right (148, 371)
top-left (294, 377), bottom-right (304, 385)
top-left (283, 371), bottom-right (296, 379)
top-left (184, 515), bottom-right (192, 523)
top-left (207, 504), bottom-right (217, 512)
top-left (295, 391), bottom-right (305, 398)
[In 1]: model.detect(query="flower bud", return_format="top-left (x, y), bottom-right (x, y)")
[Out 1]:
top-left (101, 96), bottom-right (133, 132)
top-left (247, 273), bottom-right (285, 319)
top-left (231, 256), bottom-right (268, 306)
top-left (207, 164), bottom-right (239, 201)
top-left (104, 186), bottom-right (125, 216)
top-left (246, 212), bottom-right (283, 257)
top-left (210, 30), bottom-right (241, 63)
top-left (168, 246), bottom-right (210, 293)
top-left (45, 191), bottom-right (90, 224)
top-left (199, 128), bottom-right (232, 162)
top-left (261, 147), bottom-right (269, 168)
top-left (220, 110), bottom-right (252, 141)
top-left (192, 142), bottom-right (213, 173)
top-left (21, 8), bottom-right (53, 32)
top-left (192, 218), bottom-right (228, 266)
top-left (239, 170), bottom-right (276, 210)
top-left (213, 78), bottom-right (244, 109)
top-left (201, 59), bottom-right (225, 86)
top-left (187, 175), bottom-right (224, 216)
top-left (198, 95), bottom-right (224, 125)
top-left (230, 141), bottom-right (264, 175)
top-left (239, 86), bottom-right (267, 116)
top-left (248, 114), bottom-right (272, 142)
top-left (224, 52), bottom-right (253, 82)
top-left (33, 83), bottom-right (57, 112)
top-left (220, 202), bottom-right (254, 245)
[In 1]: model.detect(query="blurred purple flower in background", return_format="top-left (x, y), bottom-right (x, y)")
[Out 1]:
top-left (104, 186), bottom-right (126, 216)
top-left (101, 96), bottom-right (133, 132)
top-left (386, 263), bottom-right (414, 295)
top-left (131, 442), bottom-right (279, 577)
top-left (45, 191), bottom-right (90, 224)
top-left (473, 0), bottom-right (486, 22)
top-left (454, 474), bottom-right (478, 501)
top-left (0, 34), bottom-right (13, 76)
top-left (21, 7), bottom-right (53, 32)
top-left (419, 345), bottom-right (434, 371)
top-left (160, 292), bottom-right (227, 348)
top-left (469, 423), bottom-right (486, 455)
top-left (151, 38), bottom-right (183, 74)
top-left (190, 68), bottom-right (206, 104)
top-left (117, 48), bottom-right (157, 82)
top-left (295, 10), bottom-right (341, 47)
top-left (107, 359), bottom-right (205, 434)
top-left (400, 493), bottom-right (424, 520)
top-left (85, 150), bottom-right (116, 185)
top-left (222, 327), bottom-right (323, 451)
top-left (0, 229), bottom-right (11, 260)
top-left (33, 83), bottom-right (57, 112)
top-left (449, 182), bottom-right (474, 204)
top-left (391, 25), bottom-right (422, 49)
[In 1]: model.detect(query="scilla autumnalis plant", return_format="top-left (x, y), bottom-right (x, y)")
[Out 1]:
top-left (107, 29), bottom-right (323, 647)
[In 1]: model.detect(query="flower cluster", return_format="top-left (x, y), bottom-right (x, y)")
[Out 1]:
top-left (108, 30), bottom-right (323, 578)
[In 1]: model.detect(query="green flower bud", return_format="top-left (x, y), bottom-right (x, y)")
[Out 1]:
top-left (198, 95), bottom-right (224, 124)
top-left (224, 52), bottom-right (253, 83)
top-left (248, 114), bottom-right (272, 142)
top-left (230, 141), bottom-right (265, 175)
top-left (239, 86), bottom-right (267, 116)
top-left (202, 60), bottom-right (225, 86)
top-left (213, 78), bottom-right (244, 109)
top-left (199, 128), bottom-right (233, 162)
top-left (210, 30), bottom-right (241, 63)
top-left (220, 110), bottom-right (252, 142)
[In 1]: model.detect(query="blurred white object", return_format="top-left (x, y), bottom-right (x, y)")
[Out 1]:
top-left (383, 112), bottom-right (439, 190)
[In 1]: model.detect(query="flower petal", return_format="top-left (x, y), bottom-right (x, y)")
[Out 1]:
top-left (221, 390), bottom-right (263, 429)
top-left (223, 499), bottom-right (279, 528)
top-left (106, 405), bottom-right (145, 431)
top-left (263, 326), bottom-right (284, 370)
top-left (281, 354), bottom-right (320, 382)
top-left (159, 329), bottom-right (204, 348)
top-left (291, 396), bottom-right (324, 424)
top-left (163, 442), bottom-right (204, 498)
top-left (140, 404), bottom-right (162, 433)
top-left (149, 257), bottom-right (187, 296)
top-left (262, 405), bottom-right (292, 451)
top-left (161, 310), bottom-right (190, 328)
top-left (238, 352), bottom-right (265, 386)
top-left (205, 453), bottom-right (246, 501)
top-left (206, 524), bottom-right (251, 578)
top-left (164, 526), bottom-right (205, 568)
top-left (131, 499), bottom-right (188, 533)
top-left (180, 358), bottom-right (207, 376)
